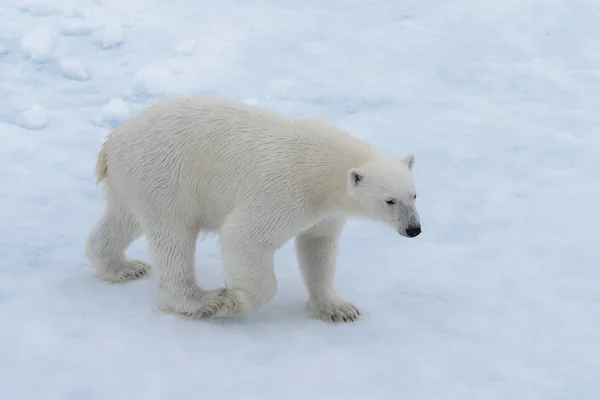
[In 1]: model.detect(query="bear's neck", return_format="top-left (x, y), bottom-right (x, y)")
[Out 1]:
top-left (305, 133), bottom-right (379, 217)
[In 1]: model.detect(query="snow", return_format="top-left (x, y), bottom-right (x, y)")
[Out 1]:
top-left (16, 1), bottom-right (58, 17)
top-left (133, 65), bottom-right (176, 97)
top-left (100, 97), bottom-right (130, 125)
top-left (174, 39), bottom-right (197, 56)
top-left (101, 20), bottom-right (123, 49)
top-left (59, 57), bottom-right (88, 80)
top-left (60, 18), bottom-right (98, 36)
top-left (1, 0), bottom-right (599, 399)
top-left (21, 103), bottom-right (49, 129)
top-left (19, 25), bottom-right (53, 62)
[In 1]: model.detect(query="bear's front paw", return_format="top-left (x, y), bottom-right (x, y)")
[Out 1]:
top-left (306, 298), bottom-right (362, 323)
top-left (98, 259), bottom-right (151, 283)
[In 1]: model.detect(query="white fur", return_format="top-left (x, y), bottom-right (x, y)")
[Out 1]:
top-left (86, 95), bottom-right (421, 323)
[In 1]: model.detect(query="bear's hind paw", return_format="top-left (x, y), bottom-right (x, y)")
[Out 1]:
top-left (171, 288), bottom-right (251, 319)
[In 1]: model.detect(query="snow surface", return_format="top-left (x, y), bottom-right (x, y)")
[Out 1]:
top-left (19, 25), bottom-right (53, 62)
top-left (1, 0), bottom-right (600, 399)
top-left (101, 20), bottom-right (123, 49)
top-left (99, 97), bottom-right (130, 126)
top-left (20, 103), bottom-right (49, 130)
top-left (59, 57), bottom-right (88, 81)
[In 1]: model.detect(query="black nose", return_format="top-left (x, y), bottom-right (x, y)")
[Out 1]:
top-left (405, 226), bottom-right (421, 237)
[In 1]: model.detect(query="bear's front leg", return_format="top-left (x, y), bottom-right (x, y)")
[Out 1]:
top-left (295, 218), bottom-right (361, 323)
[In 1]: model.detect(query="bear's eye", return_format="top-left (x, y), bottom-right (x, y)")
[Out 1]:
top-left (385, 198), bottom-right (396, 205)
top-left (413, 194), bottom-right (417, 200)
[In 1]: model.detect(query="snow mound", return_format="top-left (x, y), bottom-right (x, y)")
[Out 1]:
top-left (59, 58), bottom-right (88, 81)
top-left (102, 21), bottom-right (124, 49)
top-left (133, 65), bottom-right (175, 96)
top-left (101, 98), bottom-right (130, 123)
top-left (175, 39), bottom-right (197, 56)
top-left (17, 1), bottom-right (59, 16)
top-left (0, 44), bottom-right (8, 56)
top-left (60, 18), bottom-right (97, 36)
top-left (66, 6), bottom-right (91, 20)
top-left (21, 104), bottom-right (48, 129)
top-left (20, 25), bottom-right (53, 62)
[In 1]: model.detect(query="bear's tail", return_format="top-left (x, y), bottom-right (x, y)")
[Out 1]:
top-left (95, 141), bottom-right (108, 183)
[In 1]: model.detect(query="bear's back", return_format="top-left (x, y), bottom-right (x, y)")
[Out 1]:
top-left (103, 95), bottom-right (378, 223)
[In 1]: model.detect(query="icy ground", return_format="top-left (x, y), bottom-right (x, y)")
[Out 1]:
top-left (1, 0), bottom-right (599, 398)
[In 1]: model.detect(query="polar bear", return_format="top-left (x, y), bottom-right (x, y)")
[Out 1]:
top-left (85, 95), bottom-right (421, 323)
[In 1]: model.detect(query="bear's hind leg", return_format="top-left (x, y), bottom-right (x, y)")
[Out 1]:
top-left (295, 218), bottom-right (361, 323)
top-left (146, 224), bottom-right (238, 318)
top-left (86, 202), bottom-right (150, 283)
top-left (210, 211), bottom-right (279, 317)
top-left (155, 212), bottom-right (278, 319)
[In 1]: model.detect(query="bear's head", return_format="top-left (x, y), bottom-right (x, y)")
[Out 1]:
top-left (347, 153), bottom-right (421, 238)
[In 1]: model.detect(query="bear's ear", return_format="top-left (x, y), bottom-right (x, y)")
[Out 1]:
top-left (400, 153), bottom-right (415, 170)
top-left (348, 168), bottom-right (364, 187)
